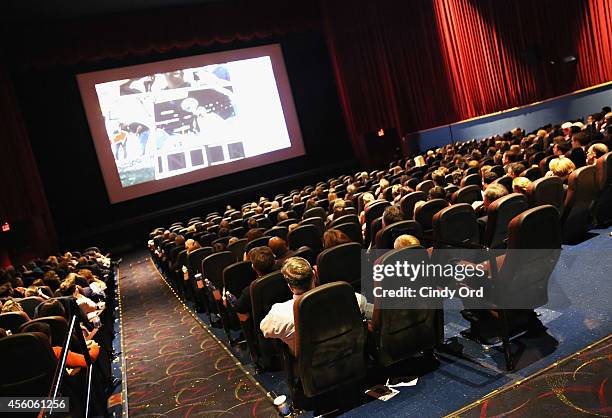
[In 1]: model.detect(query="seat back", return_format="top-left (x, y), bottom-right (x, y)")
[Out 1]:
top-left (302, 207), bottom-right (326, 220)
top-left (596, 151), bottom-right (612, 190)
top-left (520, 166), bottom-right (542, 182)
top-left (496, 205), bottom-right (561, 308)
top-left (416, 180), bottom-right (434, 193)
top-left (187, 247), bottom-right (213, 279)
top-left (432, 203), bottom-right (479, 245)
top-left (0, 312), bottom-right (29, 333)
top-left (364, 201), bottom-right (390, 247)
top-left (294, 282), bottom-right (366, 397)
top-left (316, 242), bottom-right (362, 289)
top-left (526, 176), bottom-right (564, 209)
top-left (19, 316), bottom-right (69, 347)
top-left (245, 236), bottom-right (272, 253)
top-left (451, 185), bottom-right (482, 204)
top-left (0, 332), bottom-right (57, 397)
top-left (460, 174), bottom-right (481, 187)
top-left (202, 251), bottom-right (236, 290)
top-left (250, 271), bottom-right (293, 369)
top-left (539, 155), bottom-right (555, 175)
top-left (265, 226), bottom-right (288, 241)
top-left (287, 225), bottom-right (322, 252)
top-left (223, 261), bottom-right (257, 297)
top-left (561, 165), bottom-right (598, 243)
top-left (17, 296), bottom-right (44, 319)
top-left (400, 191), bottom-right (427, 219)
top-left (414, 198), bottom-right (448, 231)
top-left (328, 214), bottom-right (359, 228)
top-left (494, 176), bottom-right (513, 193)
top-left (370, 247), bottom-right (439, 367)
top-left (369, 217), bottom-right (383, 248)
top-left (483, 193), bottom-right (528, 248)
top-left (300, 217), bottom-right (325, 235)
top-left (376, 220), bottom-right (423, 249)
top-left (227, 238), bottom-right (248, 262)
top-left (332, 223), bottom-right (363, 245)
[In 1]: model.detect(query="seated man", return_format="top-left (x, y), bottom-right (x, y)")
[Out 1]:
top-left (260, 257), bottom-right (369, 355)
top-left (231, 246), bottom-right (277, 319)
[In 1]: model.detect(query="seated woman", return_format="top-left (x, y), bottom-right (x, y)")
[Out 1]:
top-left (20, 322), bottom-right (99, 368)
top-left (546, 157), bottom-right (576, 190)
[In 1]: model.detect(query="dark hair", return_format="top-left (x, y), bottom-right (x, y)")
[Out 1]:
top-left (247, 218), bottom-right (258, 229)
top-left (507, 162), bottom-right (526, 177)
top-left (572, 132), bottom-right (590, 147)
top-left (248, 246), bottom-right (276, 276)
top-left (382, 205), bottom-right (403, 226)
top-left (218, 227), bottom-right (229, 238)
top-left (428, 186), bottom-right (446, 200)
top-left (483, 171), bottom-right (498, 185)
top-left (555, 141), bottom-right (572, 154)
top-left (323, 230), bottom-right (351, 249)
top-left (37, 299), bottom-right (66, 319)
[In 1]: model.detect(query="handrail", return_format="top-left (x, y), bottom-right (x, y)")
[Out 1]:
top-left (39, 315), bottom-right (77, 417)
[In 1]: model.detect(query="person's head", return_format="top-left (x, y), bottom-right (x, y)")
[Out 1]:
top-left (277, 211), bottom-right (289, 223)
top-left (502, 151), bottom-right (519, 166)
top-left (506, 162), bottom-right (526, 178)
top-left (428, 186), bottom-right (446, 200)
top-left (346, 184), bottom-right (357, 195)
top-left (37, 299), bottom-right (66, 319)
top-left (246, 228), bottom-right (264, 243)
top-left (1, 299), bottom-right (24, 314)
top-left (24, 286), bottom-right (38, 297)
top-left (270, 201), bottom-right (280, 210)
top-left (512, 177), bottom-right (531, 195)
top-left (431, 171), bottom-right (447, 187)
top-left (483, 183), bottom-right (509, 208)
top-left (212, 242), bottom-right (226, 253)
top-left (361, 193), bottom-right (375, 211)
top-left (268, 237), bottom-right (289, 258)
top-left (0, 283), bottom-right (13, 298)
top-left (587, 143), bottom-right (608, 165)
top-left (332, 199), bottom-right (346, 219)
top-left (382, 205), bottom-right (403, 227)
top-left (228, 237), bottom-right (239, 246)
top-left (572, 132), bottom-right (589, 149)
top-left (248, 246), bottom-right (276, 276)
top-left (281, 257), bottom-right (314, 295)
top-left (164, 69), bottom-right (186, 88)
top-left (247, 218), bottom-right (258, 230)
top-left (323, 229), bottom-right (351, 249)
top-left (553, 141), bottom-right (571, 156)
top-left (393, 234), bottom-right (421, 249)
top-left (0, 328), bottom-right (6, 339)
top-left (549, 157), bottom-right (576, 180)
top-left (288, 223), bottom-right (299, 233)
top-left (175, 235), bottom-right (185, 247)
top-left (59, 275), bottom-right (77, 297)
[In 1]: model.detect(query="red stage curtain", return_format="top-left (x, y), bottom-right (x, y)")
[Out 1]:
top-left (322, 0), bottom-right (612, 164)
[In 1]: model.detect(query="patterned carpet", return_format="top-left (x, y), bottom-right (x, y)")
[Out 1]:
top-left (449, 334), bottom-right (612, 417)
top-left (119, 255), bottom-right (277, 417)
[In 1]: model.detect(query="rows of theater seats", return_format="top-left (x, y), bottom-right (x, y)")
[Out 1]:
top-left (0, 249), bottom-right (118, 416)
top-left (150, 114), bottom-right (612, 402)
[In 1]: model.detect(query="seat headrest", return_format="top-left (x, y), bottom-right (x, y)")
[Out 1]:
top-left (507, 205), bottom-right (561, 249)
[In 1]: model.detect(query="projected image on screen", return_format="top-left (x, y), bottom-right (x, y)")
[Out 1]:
top-left (92, 57), bottom-right (292, 188)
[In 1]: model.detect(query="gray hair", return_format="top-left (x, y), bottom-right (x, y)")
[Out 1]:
top-left (281, 257), bottom-right (313, 289)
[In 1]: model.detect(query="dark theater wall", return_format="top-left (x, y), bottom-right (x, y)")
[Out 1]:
top-left (12, 31), bottom-right (351, 250)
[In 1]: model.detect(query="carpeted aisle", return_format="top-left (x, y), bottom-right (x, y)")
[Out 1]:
top-left (118, 254), bottom-right (277, 417)
top-left (449, 334), bottom-right (612, 417)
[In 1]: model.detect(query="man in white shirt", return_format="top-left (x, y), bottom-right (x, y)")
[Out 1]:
top-left (259, 257), bottom-right (368, 355)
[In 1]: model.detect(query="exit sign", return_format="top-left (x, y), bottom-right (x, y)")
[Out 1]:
top-left (1, 222), bottom-right (10, 232)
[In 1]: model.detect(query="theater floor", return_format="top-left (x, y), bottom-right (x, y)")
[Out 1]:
top-left (118, 226), bottom-right (612, 417)
top-left (117, 255), bottom-right (276, 417)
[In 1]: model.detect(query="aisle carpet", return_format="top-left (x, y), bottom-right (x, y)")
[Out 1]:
top-left (119, 254), bottom-right (276, 417)
top-left (450, 334), bottom-right (612, 417)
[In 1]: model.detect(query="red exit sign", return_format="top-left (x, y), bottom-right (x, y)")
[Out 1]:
top-left (1, 222), bottom-right (10, 232)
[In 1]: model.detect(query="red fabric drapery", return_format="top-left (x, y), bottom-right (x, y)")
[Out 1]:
top-left (322, 0), bottom-right (612, 163)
